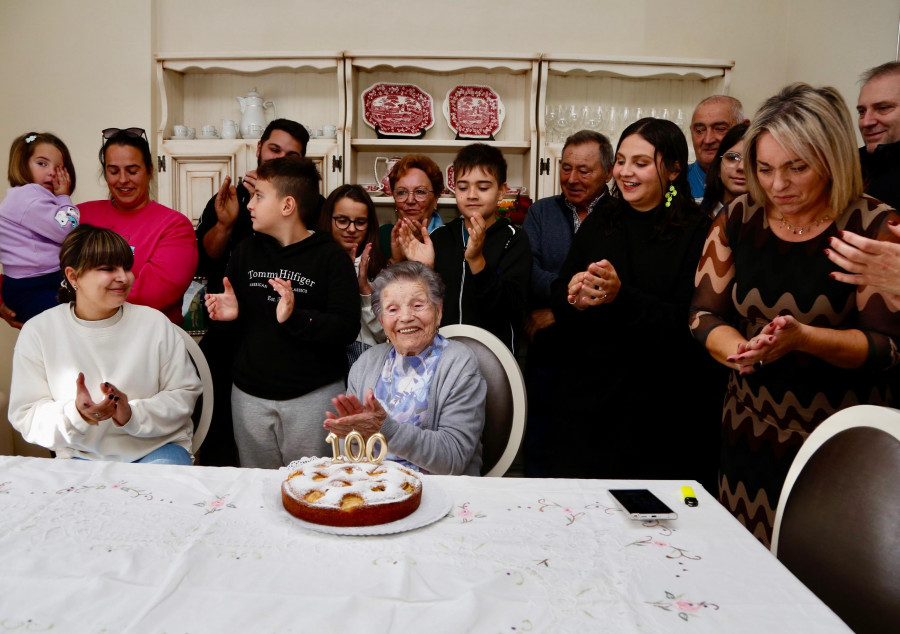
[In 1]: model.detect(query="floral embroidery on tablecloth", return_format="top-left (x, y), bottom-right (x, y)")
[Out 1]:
top-left (537, 499), bottom-right (585, 526)
top-left (0, 617), bottom-right (54, 631)
top-left (627, 537), bottom-right (701, 561)
top-left (56, 481), bottom-right (153, 500)
top-left (0, 481), bottom-right (10, 494)
top-left (647, 591), bottom-right (719, 621)
top-left (194, 495), bottom-right (235, 515)
top-left (453, 502), bottom-right (485, 523)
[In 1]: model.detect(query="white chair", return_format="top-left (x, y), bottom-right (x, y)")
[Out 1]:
top-left (438, 324), bottom-right (526, 477)
top-left (771, 404), bottom-right (900, 633)
top-left (177, 328), bottom-right (213, 458)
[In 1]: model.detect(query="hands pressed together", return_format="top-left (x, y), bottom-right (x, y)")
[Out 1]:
top-left (323, 388), bottom-right (387, 439)
top-left (75, 373), bottom-right (132, 426)
top-left (567, 259), bottom-right (621, 310)
top-left (726, 315), bottom-right (807, 375)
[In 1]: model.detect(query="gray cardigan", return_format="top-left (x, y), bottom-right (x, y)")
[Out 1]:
top-left (348, 340), bottom-right (486, 476)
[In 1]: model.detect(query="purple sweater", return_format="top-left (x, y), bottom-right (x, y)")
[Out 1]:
top-left (0, 184), bottom-right (79, 278)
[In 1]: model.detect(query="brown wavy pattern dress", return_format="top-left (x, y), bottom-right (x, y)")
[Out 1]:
top-left (690, 194), bottom-right (900, 546)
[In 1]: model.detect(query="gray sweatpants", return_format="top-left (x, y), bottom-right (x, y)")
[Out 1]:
top-left (231, 381), bottom-right (342, 468)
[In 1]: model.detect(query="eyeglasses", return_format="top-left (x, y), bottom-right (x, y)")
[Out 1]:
top-left (102, 127), bottom-right (148, 142)
top-left (332, 216), bottom-right (369, 231)
top-left (394, 188), bottom-right (433, 202)
top-left (722, 151), bottom-right (743, 164)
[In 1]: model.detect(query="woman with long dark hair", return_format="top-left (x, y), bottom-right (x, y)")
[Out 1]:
top-left (545, 118), bottom-right (723, 486)
top-left (319, 184), bottom-right (389, 365)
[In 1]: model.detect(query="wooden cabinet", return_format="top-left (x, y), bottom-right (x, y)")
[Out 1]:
top-left (536, 55), bottom-right (734, 199)
top-left (154, 52), bottom-right (733, 222)
top-left (343, 53), bottom-right (539, 224)
top-left (155, 54), bottom-right (345, 225)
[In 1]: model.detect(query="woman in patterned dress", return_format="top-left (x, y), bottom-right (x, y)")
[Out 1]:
top-left (690, 83), bottom-right (900, 546)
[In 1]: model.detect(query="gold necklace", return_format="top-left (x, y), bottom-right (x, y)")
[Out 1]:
top-left (773, 211), bottom-right (833, 235)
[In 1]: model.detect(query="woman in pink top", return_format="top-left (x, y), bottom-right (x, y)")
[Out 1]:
top-left (77, 128), bottom-right (197, 324)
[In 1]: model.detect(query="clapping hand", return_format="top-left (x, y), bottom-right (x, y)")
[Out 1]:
top-left (397, 217), bottom-right (434, 267)
top-left (357, 243), bottom-right (373, 295)
top-left (75, 373), bottom-right (131, 426)
top-left (566, 260), bottom-right (621, 309)
top-left (268, 277), bottom-right (295, 323)
top-left (323, 388), bottom-right (387, 439)
top-left (726, 315), bottom-right (806, 375)
top-left (214, 176), bottom-right (239, 228)
top-left (205, 277), bottom-right (239, 321)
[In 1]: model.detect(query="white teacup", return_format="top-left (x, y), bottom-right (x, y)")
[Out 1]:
top-left (173, 125), bottom-right (188, 138)
top-left (186, 127), bottom-right (196, 139)
top-left (247, 123), bottom-right (264, 138)
top-left (322, 125), bottom-right (337, 138)
top-left (201, 125), bottom-right (217, 137)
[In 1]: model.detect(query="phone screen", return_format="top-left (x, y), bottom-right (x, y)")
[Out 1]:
top-left (608, 489), bottom-right (677, 519)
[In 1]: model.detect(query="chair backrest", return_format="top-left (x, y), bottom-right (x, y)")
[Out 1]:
top-left (176, 328), bottom-right (213, 458)
top-left (438, 324), bottom-right (526, 477)
top-left (771, 405), bottom-right (900, 633)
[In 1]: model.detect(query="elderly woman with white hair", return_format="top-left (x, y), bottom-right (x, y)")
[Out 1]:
top-left (323, 261), bottom-right (486, 475)
top-left (689, 83), bottom-right (900, 546)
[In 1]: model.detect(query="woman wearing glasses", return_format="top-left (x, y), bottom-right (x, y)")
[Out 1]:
top-left (378, 154), bottom-right (444, 263)
top-left (699, 123), bottom-right (749, 215)
top-left (319, 185), bottom-right (389, 365)
top-left (78, 128), bottom-right (197, 324)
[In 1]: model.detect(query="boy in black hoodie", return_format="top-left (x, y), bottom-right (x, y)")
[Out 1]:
top-left (398, 144), bottom-right (530, 351)
top-left (205, 157), bottom-right (360, 468)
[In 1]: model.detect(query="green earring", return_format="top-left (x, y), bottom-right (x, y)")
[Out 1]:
top-left (664, 184), bottom-right (677, 208)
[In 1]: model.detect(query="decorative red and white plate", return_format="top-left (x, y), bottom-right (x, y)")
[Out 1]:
top-left (443, 85), bottom-right (505, 139)
top-left (445, 164), bottom-right (455, 192)
top-left (362, 83), bottom-right (435, 137)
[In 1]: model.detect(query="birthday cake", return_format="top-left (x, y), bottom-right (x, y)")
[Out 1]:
top-left (281, 457), bottom-right (423, 527)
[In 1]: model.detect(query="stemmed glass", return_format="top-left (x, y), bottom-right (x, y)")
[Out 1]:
top-left (582, 105), bottom-right (604, 132)
top-left (674, 108), bottom-right (688, 136)
top-left (545, 106), bottom-right (559, 143)
top-left (605, 106), bottom-right (618, 142)
top-left (554, 105), bottom-right (576, 142)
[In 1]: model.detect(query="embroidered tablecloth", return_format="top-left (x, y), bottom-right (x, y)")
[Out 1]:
top-left (0, 456), bottom-right (848, 632)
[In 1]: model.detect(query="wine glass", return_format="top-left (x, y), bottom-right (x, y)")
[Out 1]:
top-left (605, 106), bottom-right (619, 142)
top-left (554, 104), bottom-right (575, 141)
top-left (674, 108), bottom-right (688, 137)
top-left (545, 105), bottom-right (559, 143)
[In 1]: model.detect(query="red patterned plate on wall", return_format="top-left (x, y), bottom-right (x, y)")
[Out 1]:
top-left (362, 83), bottom-right (435, 137)
top-left (443, 85), bottom-right (505, 139)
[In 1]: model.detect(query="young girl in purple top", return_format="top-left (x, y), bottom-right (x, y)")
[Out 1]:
top-left (0, 132), bottom-right (79, 322)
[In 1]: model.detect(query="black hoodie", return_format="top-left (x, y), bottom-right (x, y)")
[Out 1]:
top-left (430, 216), bottom-right (531, 351)
top-left (225, 231), bottom-right (360, 400)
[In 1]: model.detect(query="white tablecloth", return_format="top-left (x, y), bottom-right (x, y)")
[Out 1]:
top-left (0, 456), bottom-right (848, 632)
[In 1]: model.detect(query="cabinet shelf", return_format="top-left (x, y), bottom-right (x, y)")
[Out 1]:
top-left (350, 139), bottom-right (531, 154)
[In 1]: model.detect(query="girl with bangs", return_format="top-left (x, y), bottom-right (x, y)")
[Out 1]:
top-left (9, 225), bottom-right (201, 464)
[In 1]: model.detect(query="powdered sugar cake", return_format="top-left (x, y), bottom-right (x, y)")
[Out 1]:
top-left (281, 457), bottom-right (422, 527)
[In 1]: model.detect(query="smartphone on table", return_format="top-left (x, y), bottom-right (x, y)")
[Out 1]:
top-left (608, 489), bottom-right (678, 521)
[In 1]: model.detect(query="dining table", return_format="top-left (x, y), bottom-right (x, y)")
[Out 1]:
top-left (0, 455), bottom-right (849, 632)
